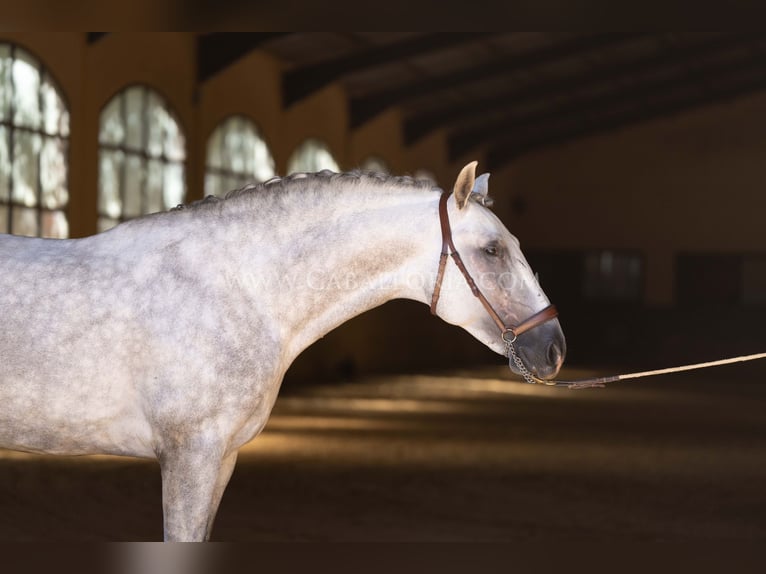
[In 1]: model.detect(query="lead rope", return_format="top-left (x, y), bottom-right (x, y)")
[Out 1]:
top-left (505, 334), bottom-right (766, 390)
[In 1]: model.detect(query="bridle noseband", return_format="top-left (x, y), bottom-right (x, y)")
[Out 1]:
top-left (429, 190), bottom-right (558, 378)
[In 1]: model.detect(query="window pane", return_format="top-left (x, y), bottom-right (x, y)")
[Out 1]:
top-left (100, 86), bottom-right (185, 220)
top-left (295, 145), bottom-right (315, 171)
top-left (314, 147), bottom-right (339, 172)
top-left (216, 176), bottom-right (231, 196)
top-left (0, 205), bottom-right (7, 233)
top-left (40, 136), bottom-right (68, 209)
top-left (145, 159), bottom-right (163, 214)
top-left (12, 206), bottom-right (38, 236)
top-left (0, 126), bottom-right (9, 202)
top-left (204, 173), bottom-right (222, 197)
top-left (12, 48), bottom-right (41, 129)
top-left (242, 121), bottom-right (256, 175)
top-left (0, 44), bottom-right (10, 122)
top-left (207, 125), bottom-right (223, 170)
top-left (146, 91), bottom-right (163, 158)
top-left (125, 86), bottom-right (144, 150)
top-left (239, 118), bottom-right (253, 173)
top-left (99, 94), bottom-right (124, 145)
top-left (99, 149), bottom-right (123, 218)
top-left (123, 154), bottom-right (143, 217)
top-left (41, 73), bottom-right (70, 136)
top-left (207, 117), bottom-right (275, 184)
top-left (253, 136), bottom-right (276, 182)
top-left (12, 131), bottom-right (41, 207)
top-left (223, 118), bottom-right (245, 173)
top-left (163, 163), bottom-right (184, 209)
top-left (288, 139), bottom-right (339, 174)
top-left (145, 92), bottom-right (184, 161)
top-left (163, 108), bottom-right (185, 162)
top-left (98, 217), bottom-right (118, 233)
top-left (225, 175), bottom-right (241, 195)
top-left (41, 210), bottom-right (68, 239)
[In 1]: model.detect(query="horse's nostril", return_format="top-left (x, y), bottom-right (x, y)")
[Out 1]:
top-left (547, 342), bottom-right (562, 366)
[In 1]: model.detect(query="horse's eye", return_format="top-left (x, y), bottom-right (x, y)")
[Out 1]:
top-left (484, 245), bottom-right (499, 257)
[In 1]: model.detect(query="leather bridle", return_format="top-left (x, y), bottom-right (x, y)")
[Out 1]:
top-left (429, 189), bottom-right (558, 351)
top-left (428, 189), bottom-right (766, 390)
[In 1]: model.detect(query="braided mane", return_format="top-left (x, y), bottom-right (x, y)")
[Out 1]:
top-left (171, 170), bottom-right (441, 213)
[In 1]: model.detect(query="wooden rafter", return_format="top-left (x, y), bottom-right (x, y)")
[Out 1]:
top-left (349, 34), bottom-right (642, 129)
top-left (87, 33), bottom-right (108, 44)
top-left (283, 33), bottom-right (484, 107)
top-left (406, 33), bottom-right (759, 145)
top-left (484, 51), bottom-right (766, 169)
top-left (197, 33), bottom-right (290, 84)
top-left (449, 35), bottom-right (766, 160)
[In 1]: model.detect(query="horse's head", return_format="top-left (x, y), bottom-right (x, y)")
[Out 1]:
top-left (430, 162), bottom-right (565, 381)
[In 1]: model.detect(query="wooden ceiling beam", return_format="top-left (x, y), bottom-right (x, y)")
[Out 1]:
top-left (406, 33), bottom-right (759, 145)
top-left (283, 33), bottom-right (483, 107)
top-left (484, 55), bottom-right (766, 169)
top-left (87, 33), bottom-right (108, 44)
top-left (449, 39), bottom-right (766, 160)
top-left (197, 33), bottom-right (290, 84)
top-left (349, 34), bottom-right (642, 129)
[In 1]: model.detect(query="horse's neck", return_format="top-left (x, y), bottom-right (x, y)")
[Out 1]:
top-left (238, 187), bottom-right (440, 362)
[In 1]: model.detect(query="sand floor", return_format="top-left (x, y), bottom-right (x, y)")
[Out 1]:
top-left (1, 364), bottom-right (765, 541)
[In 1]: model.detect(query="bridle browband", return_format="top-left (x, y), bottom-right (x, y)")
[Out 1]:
top-left (429, 189), bottom-right (558, 362)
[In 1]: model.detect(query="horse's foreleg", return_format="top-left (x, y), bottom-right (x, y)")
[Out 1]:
top-left (205, 450), bottom-right (238, 540)
top-left (159, 444), bottom-right (238, 542)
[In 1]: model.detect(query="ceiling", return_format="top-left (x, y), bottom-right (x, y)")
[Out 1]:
top-left (98, 33), bottom-right (766, 170)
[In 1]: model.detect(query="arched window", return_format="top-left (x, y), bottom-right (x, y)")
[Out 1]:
top-left (205, 115), bottom-right (276, 197)
top-left (0, 43), bottom-right (69, 238)
top-left (361, 156), bottom-right (388, 174)
top-left (287, 138), bottom-right (339, 174)
top-left (98, 85), bottom-right (186, 232)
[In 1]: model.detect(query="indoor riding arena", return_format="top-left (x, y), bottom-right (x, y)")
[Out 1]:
top-left (1, 33), bottom-right (766, 542)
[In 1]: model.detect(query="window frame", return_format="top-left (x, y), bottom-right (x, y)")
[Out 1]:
top-left (287, 137), bottom-right (340, 175)
top-left (204, 114), bottom-right (276, 197)
top-left (0, 41), bottom-right (70, 238)
top-left (97, 84), bottom-right (186, 231)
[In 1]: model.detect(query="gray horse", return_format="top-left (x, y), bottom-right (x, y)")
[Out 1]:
top-left (0, 162), bottom-right (564, 541)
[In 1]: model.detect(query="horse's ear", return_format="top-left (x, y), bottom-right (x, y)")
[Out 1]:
top-left (468, 173), bottom-right (493, 207)
top-left (472, 173), bottom-right (490, 197)
top-left (453, 161), bottom-right (478, 210)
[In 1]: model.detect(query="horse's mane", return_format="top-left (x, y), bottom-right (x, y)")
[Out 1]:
top-left (170, 170), bottom-right (441, 213)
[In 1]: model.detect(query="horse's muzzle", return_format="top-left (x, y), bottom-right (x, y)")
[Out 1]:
top-left (510, 320), bottom-right (566, 380)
